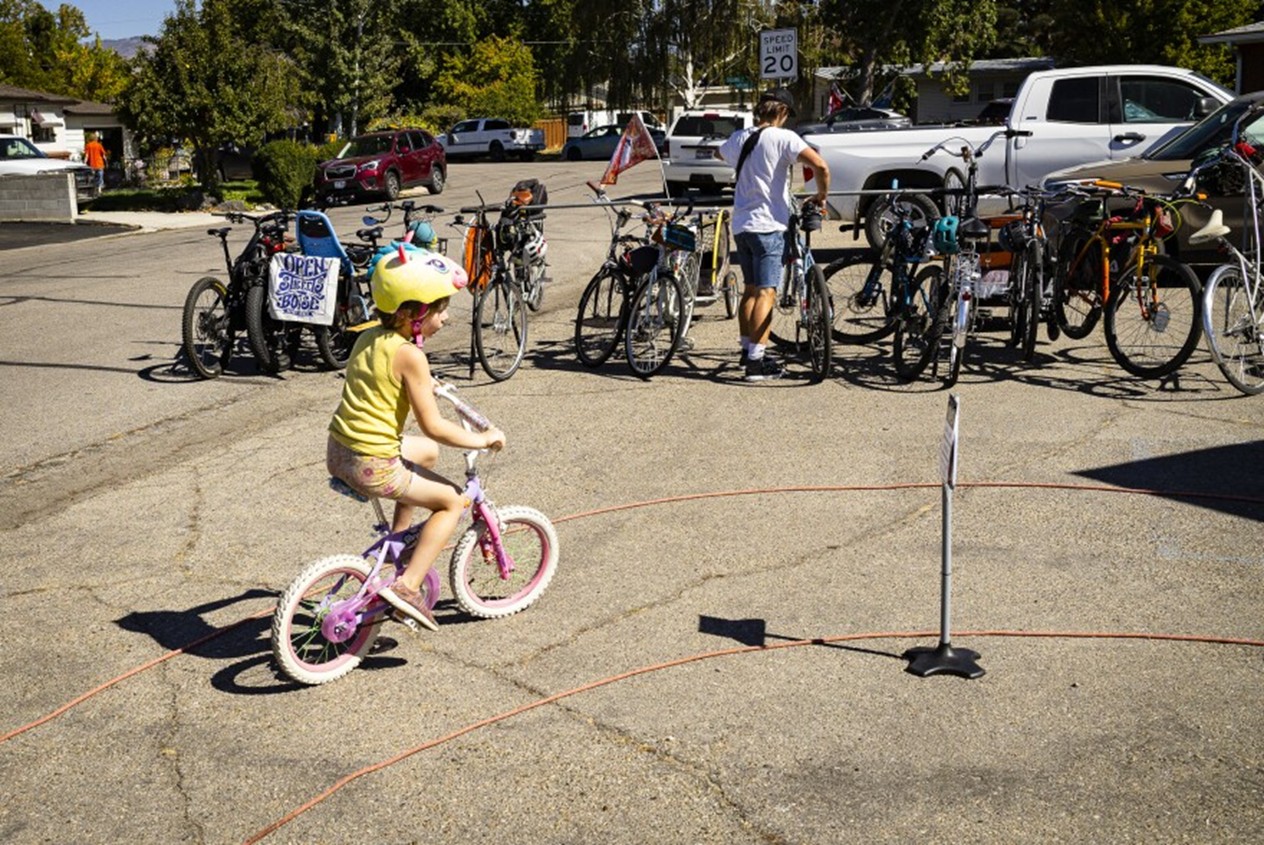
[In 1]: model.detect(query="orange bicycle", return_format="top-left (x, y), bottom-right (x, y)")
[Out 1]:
top-left (1052, 180), bottom-right (1202, 378)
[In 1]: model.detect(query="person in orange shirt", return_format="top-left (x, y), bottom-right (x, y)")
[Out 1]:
top-left (83, 133), bottom-right (107, 190)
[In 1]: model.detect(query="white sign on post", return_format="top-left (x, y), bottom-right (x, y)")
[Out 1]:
top-left (268, 252), bottom-right (340, 325)
top-left (760, 28), bottom-right (798, 80)
top-left (940, 394), bottom-right (960, 489)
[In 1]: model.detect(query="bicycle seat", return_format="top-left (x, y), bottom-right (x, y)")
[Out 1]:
top-left (296, 210), bottom-right (354, 276)
top-left (960, 217), bottom-right (990, 240)
top-left (206, 227), bottom-right (231, 238)
top-left (1189, 209), bottom-right (1231, 245)
top-left (329, 476), bottom-right (369, 503)
top-left (622, 244), bottom-right (659, 274)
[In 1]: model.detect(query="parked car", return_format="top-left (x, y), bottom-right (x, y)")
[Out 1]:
top-left (561, 124), bottom-right (667, 161)
top-left (1043, 90), bottom-right (1264, 272)
top-left (795, 104), bottom-right (911, 135)
top-left (662, 109), bottom-right (751, 196)
top-left (0, 134), bottom-right (98, 201)
top-left (313, 128), bottom-right (446, 205)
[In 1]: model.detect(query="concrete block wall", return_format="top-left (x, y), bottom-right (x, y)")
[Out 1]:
top-left (0, 173), bottom-right (77, 223)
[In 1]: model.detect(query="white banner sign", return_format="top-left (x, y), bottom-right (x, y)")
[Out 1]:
top-left (268, 253), bottom-right (340, 326)
top-left (940, 394), bottom-right (960, 489)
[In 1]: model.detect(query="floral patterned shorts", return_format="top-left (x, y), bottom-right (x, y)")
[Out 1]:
top-left (326, 436), bottom-right (416, 501)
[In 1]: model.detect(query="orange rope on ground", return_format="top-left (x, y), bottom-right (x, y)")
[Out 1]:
top-left (3, 480), bottom-right (1261, 749)
top-left (242, 627), bottom-right (1264, 843)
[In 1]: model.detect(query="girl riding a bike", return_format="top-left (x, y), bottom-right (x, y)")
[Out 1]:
top-left (326, 245), bottom-right (506, 631)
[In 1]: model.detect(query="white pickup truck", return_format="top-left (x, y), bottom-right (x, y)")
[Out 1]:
top-left (802, 65), bottom-right (1233, 246)
top-left (440, 117), bottom-right (546, 162)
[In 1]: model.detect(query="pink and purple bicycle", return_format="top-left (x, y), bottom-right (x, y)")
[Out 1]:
top-left (271, 382), bottom-right (558, 685)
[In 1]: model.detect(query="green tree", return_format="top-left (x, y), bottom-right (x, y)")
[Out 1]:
top-left (1048, 0), bottom-right (1255, 86)
top-left (0, 0), bottom-right (128, 98)
top-left (117, 0), bottom-right (303, 187)
top-left (435, 33), bottom-right (541, 124)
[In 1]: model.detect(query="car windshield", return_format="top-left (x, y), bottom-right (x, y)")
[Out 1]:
top-left (338, 135), bottom-right (393, 158)
top-left (1145, 98), bottom-right (1264, 161)
top-left (0, 137), bottom-right (45, 160)
top-left (672, 115), bottom-right (745, 137)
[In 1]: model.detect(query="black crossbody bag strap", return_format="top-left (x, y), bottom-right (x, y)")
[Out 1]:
top-left (734, 127), bottom-right (767, 182)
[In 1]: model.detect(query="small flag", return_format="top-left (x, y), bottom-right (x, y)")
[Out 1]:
top-left (827, 81), bottom-right (846, 115)
top-left (600, 113), bottom-right (660, 186)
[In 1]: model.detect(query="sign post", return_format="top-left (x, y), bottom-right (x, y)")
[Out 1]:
top-left (759, 29), bottom-right (798, 81)
top-left (904, 394), bottom-right (985, 679)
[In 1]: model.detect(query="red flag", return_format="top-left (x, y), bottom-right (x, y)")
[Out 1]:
top-left (600, 112), bottom-right (659, 185)
top-left (827, 82), bottom-right (846, 115)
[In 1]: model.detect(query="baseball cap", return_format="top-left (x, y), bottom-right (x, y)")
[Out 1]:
top-left (759, 87), bottom-right (796, 117)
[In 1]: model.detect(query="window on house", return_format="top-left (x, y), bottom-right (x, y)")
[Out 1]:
top-left (32, 125), bottom-right (56, 143)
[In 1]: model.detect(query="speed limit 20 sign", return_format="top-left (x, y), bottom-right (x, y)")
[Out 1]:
top-left (760, 28), bottom-right (797, 80)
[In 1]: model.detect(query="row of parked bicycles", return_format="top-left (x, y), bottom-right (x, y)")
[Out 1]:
top-left (817, 117), bottom-right (1264, 395)
top-left (184, 114), bottom-right (1263, 396)
top-left (180, 179), bottom-right (551, 383)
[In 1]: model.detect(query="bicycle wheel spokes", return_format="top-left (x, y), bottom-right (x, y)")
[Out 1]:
top-left (1204, 265), bottom-right (1264, 395)
top-left (182, 276), bottom-right (231, 379)
top-left (823, 256), bottom-right (898, 343)
top-left (450, 506), bottom-right (558, 618)
top-left (893, 265), bottom-right (946, 381)
top-left (271, 555), bottom-right (384, 686)
top-left (1104, 255), bottom-right (1202, 379)
top-left (806, 264), bottom-right (833, 381)
top-left (575, 268), bottom-right (626, 368)
top-left (474, 276), bottom-right (528, 381)
top-left (625, 273), bottom-right (684, 378)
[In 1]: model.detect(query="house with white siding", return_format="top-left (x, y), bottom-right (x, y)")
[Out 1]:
top-left (0, 84), bottom-right (132, 173)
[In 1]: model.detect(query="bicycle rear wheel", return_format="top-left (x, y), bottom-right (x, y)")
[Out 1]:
top-left (182, 276), bottom-right (231, 379)
top-left (1054, 232), bottom-right (1103, 339)
top-left (806, 263), bottom-right (833, 382)
top-left (822, 255), bottom-right (898, 343)
top-left (893, 265), bottom-right (947, 381)
top-left (574, 267), bottom-right (626, 368)
top-left (1203, 264), bottom-right (1264, 394)
top-left (1014, 241), bottom-right (1042, 361)
top-left (944, 288), bottom-right (968, 388)
top-left (1104, 254), bottom-right (1201, 379)
top-left (271, 554), bottom-right (385, 686)
top-left (625, 273), bottom-right (685, 378)
top-left (474, 275), bottom-right (528, 381)
top-left (449, 506), bottom-right (558, 619)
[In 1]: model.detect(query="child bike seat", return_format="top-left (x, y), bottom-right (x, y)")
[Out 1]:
top-left (297, 210), bottom-right (354, 277)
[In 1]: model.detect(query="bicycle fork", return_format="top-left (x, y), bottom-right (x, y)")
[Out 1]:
top-left (467, 477), bottom-right (516, 580)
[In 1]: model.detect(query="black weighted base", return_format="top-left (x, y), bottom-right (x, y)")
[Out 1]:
top-left (903, 642), bottom-right (985, 679)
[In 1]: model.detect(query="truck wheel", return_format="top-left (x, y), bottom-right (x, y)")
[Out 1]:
top-left (383, 171), bottom-right (400, 200)
top-left (490, 141), bottom-right (506, 162)
top-left (566, 146), bottom-right (582, 162)
top-left (665, 181), bottom-right (688, 199)
top-left (864, 192), bottom-right (939, 251)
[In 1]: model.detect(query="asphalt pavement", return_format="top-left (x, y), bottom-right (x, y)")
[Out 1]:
top-left (0, 160), bottom-right (1261, 844)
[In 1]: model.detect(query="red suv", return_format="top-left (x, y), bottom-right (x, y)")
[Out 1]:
top-left (314, 128), bottom-right (446, 205)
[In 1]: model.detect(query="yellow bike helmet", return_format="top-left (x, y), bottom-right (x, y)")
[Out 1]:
top-left (371, 245), bottom-right (469, 314)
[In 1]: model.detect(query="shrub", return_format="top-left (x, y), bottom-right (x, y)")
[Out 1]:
top-left (253, 139), bottom-right (320, 209)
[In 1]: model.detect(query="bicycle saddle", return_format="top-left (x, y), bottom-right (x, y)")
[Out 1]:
top-left (960, 216), bottom-right (990, 240)
top-left (622, 244), bottom-right (660, 274)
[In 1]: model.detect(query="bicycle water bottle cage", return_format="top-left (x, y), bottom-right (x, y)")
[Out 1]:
top-left (932, 216), bottom-right (960, 255)
top-left (622, 244), bottom-right (660, 274)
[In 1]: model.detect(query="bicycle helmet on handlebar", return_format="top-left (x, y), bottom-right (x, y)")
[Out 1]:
top-left (371, 243), bottom-right (468, 314)
top-left (932, 216), bottom-right (960, 255)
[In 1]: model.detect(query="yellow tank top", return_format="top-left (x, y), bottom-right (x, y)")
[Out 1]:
top-left (328, 327), bottom-right (412, 458)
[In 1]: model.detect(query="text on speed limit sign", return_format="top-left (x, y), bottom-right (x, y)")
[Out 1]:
top-left (760, 29), bottom-right (797, 80)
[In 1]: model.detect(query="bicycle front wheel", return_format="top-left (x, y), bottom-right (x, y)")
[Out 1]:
top-left (1203, 264), bottom-right (1264, 394)
top-left (1014, 241), bottom-right (1042, 361)
top-left (574, 267), bottom-right (626, 368)
top-left (271, 554), bottom-right (385, 686)
top-left (450, 506), bottom-right (558, 619)
top-left (822, 255), bottom-right (898, 343)
top-left (474, 276), bottom-right (528, 381)
top-left (806, 263), bottom-right (833, 382)
top-left (1104, 254), bottom-right (1201, 379)
top-left (1054, 232), bottom-right (1103, 339)
top-left (893, 265), bottom-right (947, 382)
top-left (245, 283), bottom-right (293, 374)
top-left (181, 276), bottom-right (231, 379)
top-left (625, 273), bottom-right (685, 378)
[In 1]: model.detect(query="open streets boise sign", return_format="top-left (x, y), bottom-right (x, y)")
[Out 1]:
top-left (760, 28), bottom-right (797, 80)
top-left (268, 253), bottom-right (339, 325)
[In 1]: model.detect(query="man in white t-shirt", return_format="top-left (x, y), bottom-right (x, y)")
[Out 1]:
top-left (718, 88), bottom-right (830, 381)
